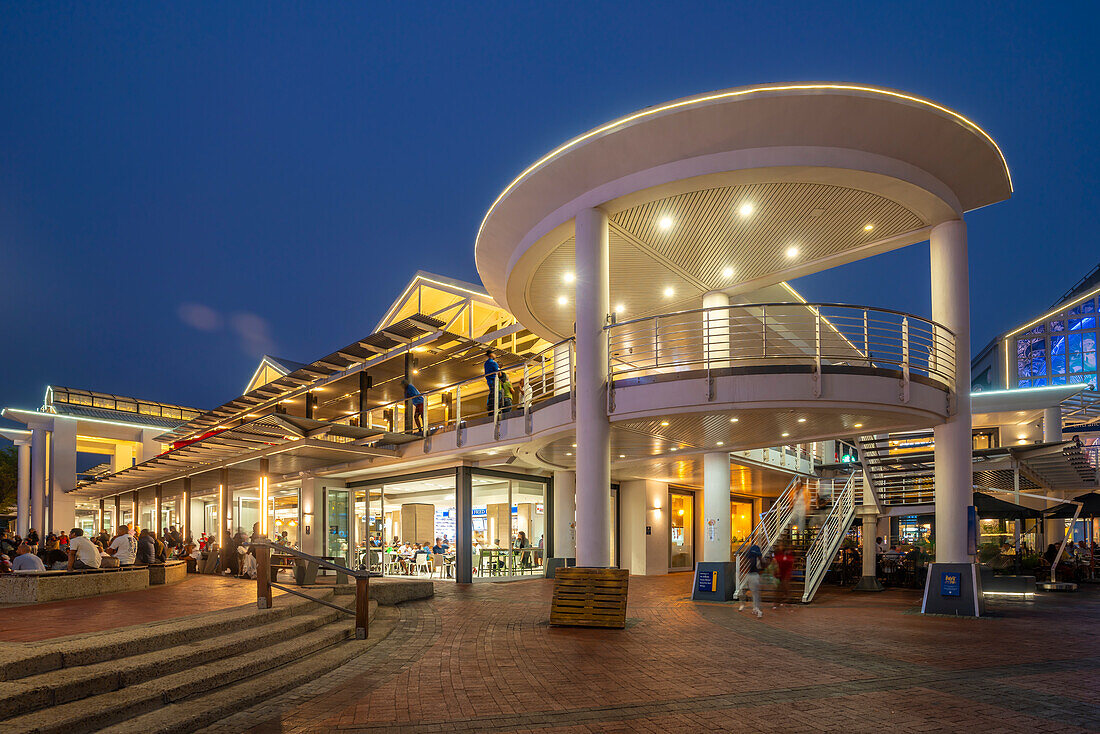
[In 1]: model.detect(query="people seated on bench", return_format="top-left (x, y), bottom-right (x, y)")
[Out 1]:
top-left (136, 530), bottom-right (157, 565)
top-left (42, 547), bottom-right (70, 570)
top-left (105, 525), bottom-right (137, 566)
top-left (12, 542), bottom-right (45, 572)
top-left (0, 530), bottom-right (18, 557)
top-left (67, 528), bottom-right (102, 571)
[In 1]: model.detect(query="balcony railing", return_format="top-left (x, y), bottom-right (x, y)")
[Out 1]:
top-left (361, 339), bottom-right (574, 442)
top-left (606, 302), bottom-right (957, 391)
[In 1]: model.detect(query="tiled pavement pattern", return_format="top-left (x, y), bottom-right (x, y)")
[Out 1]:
top-left (0, 575), bottom-right (282, 642)
top-left (197, 576), bottom-right (1100, 733)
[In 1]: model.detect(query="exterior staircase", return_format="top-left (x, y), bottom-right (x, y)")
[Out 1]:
top-left (0, 585), bottom-right (413, 734)
top-left (734, 473), bottom-right (861, 603)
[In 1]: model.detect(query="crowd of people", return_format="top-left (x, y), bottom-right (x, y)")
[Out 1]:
top-left (0, 523), bottom-right (294, 577)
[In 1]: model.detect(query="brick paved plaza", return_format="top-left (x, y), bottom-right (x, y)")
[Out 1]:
top-left (193, 576), bottom-right (1100, 733)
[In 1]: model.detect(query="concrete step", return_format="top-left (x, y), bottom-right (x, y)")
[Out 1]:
top-left (2, 602), bottom-right (377, 734)
top-left (101, 605), bottom-right (400, 734)
top-left (0, 599), bottom-right (351, 720)
top-left (0, 587), bottom-right (339, 682)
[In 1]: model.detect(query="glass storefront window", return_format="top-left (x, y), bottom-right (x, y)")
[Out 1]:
top-left (669, 489), bottom-right (694, 571)
top-left (272, 489), bottom-right (301, 548)
top-left (234, 490), bottom-right (260, 539)
top-left (326, 489), bottom-right (350, 565)
top-left (730, 497), bottom-right (753, 546)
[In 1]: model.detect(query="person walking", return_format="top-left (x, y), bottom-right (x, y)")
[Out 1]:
top-left (738, 544), bottom-right (765, 617)
top-left (484, 349), bottom-right (500, 413)
top-left (400, 378), bottom-right (426, 432)
top-left (773, 540), bottom-right (795, 607)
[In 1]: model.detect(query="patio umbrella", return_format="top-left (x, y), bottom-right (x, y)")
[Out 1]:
top-left (973, 492), bottom-right (1044, 520)
top-left (1044, 492), bottom-right (1100, 519)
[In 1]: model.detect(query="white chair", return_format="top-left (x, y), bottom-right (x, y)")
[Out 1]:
top-left (414, 552), bottom-right (431, 576)
top-left (431, 552), bottom-right (447, 579)
top-left (384, 552), bottom-right (402, 576)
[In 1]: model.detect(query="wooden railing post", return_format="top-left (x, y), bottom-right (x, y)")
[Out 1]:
top-left (257, 544), bottom-right (272, 610)
top-left (355, 576), bottom-right (369, 639)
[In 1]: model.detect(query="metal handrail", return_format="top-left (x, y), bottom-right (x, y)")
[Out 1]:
top-left (251, 540), bottom-right (375, 579)
top-left (735, 475), bottom-right (803, 594)
top-left (801, 472), bottom-right (858, 602)
top-left (359, 338), bottom-right (574, 439)
top-left (251, 539), bottom-right (378, 638)
top-left (607, 302), bottom-right (958, 391)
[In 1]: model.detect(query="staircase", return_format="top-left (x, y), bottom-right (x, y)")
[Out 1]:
top-left (856, 432), bottom-right (935, 506)
top-left (734, 474), bottom-right (861, 603)
top-left (0, 586), bottom-right (394, 734)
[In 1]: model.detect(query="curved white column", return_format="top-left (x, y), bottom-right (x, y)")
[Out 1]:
top-left (930, 219), bottom-right (972, 564)
top-left (574, 207), bottom-right (611, 567)
top-left (702, 451), bottom-right (731, 562)
top-left (552, 470), bottom-right (577, 558)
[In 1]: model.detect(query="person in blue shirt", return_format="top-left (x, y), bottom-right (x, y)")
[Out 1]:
top-left (484, 349), bottom-right (501, 412)
top-left (400, 378), bottom-right (425, 432)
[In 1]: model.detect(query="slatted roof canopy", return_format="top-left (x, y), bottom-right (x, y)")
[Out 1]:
top-left (70, 414), bottom-right (411, 500)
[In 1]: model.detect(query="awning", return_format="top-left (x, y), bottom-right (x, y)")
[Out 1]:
top-left (1046, 492), bottom-right (1100, 518)
top-left (69, 414), bottom-right (417, 500)
top-left (972, 491), bottom-right (1044, 519)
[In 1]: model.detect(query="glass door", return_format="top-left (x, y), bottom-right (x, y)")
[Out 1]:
top-left (668, 489), bottom-right (695, 571)
top-left (326, 489), bottom-right (350, 566)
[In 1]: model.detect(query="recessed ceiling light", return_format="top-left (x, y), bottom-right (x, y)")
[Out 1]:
top-left (663, 287), bottom-right (674, 297)
top-left (797, 418), bottom-right (806, 423)
top-left (730, 417), bottom-right (739, 423)
top-left (660, 421), bottom-right (670, 426)
top-left (670, 447), bottom-right (677, 452)
top-left (738, 203), bottom-right (754, 217)
top-left (785, 245), bottom-right (799, 258)
top-left (854, 423), bottom-right (863, 428)
top-left (557, 296), bottom-right (567, 306)
top-left (563, 272), bottom-right (575, 283)
top-left (412, 369), bottom-right (419, 375)
top-left (863, 224), bottom-right (874, 232)
top-left (615, 303), bottom-right (625, 314)
top-left (722, 267), bottom-right (734, 279)
top-left (565, 452), bottom-right (573, 456)
top-left (716, 441), bottom-right (724, 446)
top-left (619, 454), bottom-right (626, 459)
top-left (658, 216), bottom-right (673, 230)
top-left (781, 432), bottom-right (790, 438)
top-left (572, 443), bottom-right (577, 447)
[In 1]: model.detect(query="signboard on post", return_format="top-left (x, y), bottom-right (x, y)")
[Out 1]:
top-left (941, 571), bottom-right (961, 597)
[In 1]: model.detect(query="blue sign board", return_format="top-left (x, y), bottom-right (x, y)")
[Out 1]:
top-left (696, 570), bottom-right (718, 593)
top-left (941, 571), bottom-right (961, 597)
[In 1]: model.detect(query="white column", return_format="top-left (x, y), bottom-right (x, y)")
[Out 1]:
top-left (930, 219), bottom-right (972, 564)
top-left (30, 428), bottom-right (48, 534)
top-left (48, 417), bottom-right (77, 534)
top-left (702, 452), bottom-right (731, 562)
top-left (16, 441), bottom-right (30, 536)
top-left (552, 470), bottom-right (576, 558)
top-left (300, 477), bottom-right (325, 557)
top-left (1043, 406), bottom-right (1063, 443)
top-left (703, 291), bottom-right (730, 368)
top-left (574, 207), bottom-right (612, 567)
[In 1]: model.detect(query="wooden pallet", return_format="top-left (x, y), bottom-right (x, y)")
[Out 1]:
top-left (549, 568), bottom-right (629, 628)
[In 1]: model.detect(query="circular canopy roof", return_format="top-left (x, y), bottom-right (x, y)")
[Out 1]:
top-left (475, 83), bottom-right (1012, 339)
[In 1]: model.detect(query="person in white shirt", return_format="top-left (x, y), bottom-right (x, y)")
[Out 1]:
top-left (105, 525), bottom-right (138, 566)
top-left (12, 543), bottom-right (46, 572)
top-left (66, 528), bottom-right (102, 571)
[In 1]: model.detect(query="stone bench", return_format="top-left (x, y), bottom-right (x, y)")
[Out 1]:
top-left (0, 566), bottom-right (150, 604)
top-left (148, 561), bottom-right (188, 586)
top-left (980, 568), bottom-right (1036, 595)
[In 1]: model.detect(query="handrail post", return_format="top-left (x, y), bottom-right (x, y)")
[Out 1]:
top-left (653, 316), bottom-right (660, 368)
top-left (257, 544), bottom-right (272, 610)
top-left (355, 575), bottom-right (369, 639)
top-left (901, 317), bottom-right (911, 403)
top-left (761, 305), bottom-right (767, 358)
top-left (863, 309), bottom-right (870, 367)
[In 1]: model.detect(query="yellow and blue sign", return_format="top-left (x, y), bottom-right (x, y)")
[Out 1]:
top-left (697, 570), bottom-right (718, 592)
top-left (941, 571), bottom-right (961, 597)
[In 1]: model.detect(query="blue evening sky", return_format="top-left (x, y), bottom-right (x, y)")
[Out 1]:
top-left (2, 1), bottom-right (1098, 427)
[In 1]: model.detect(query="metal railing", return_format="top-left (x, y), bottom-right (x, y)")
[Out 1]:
top-left (607, 303), bottom-right (957, 392)
top-left (360, 339), bottom-right (574, 442)
top-left (252, 540), bottom-right (378, 639)
top-left (801, 472), bottom-right (858, 602)
top-left (735, 475), bottom-right (803, 594)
